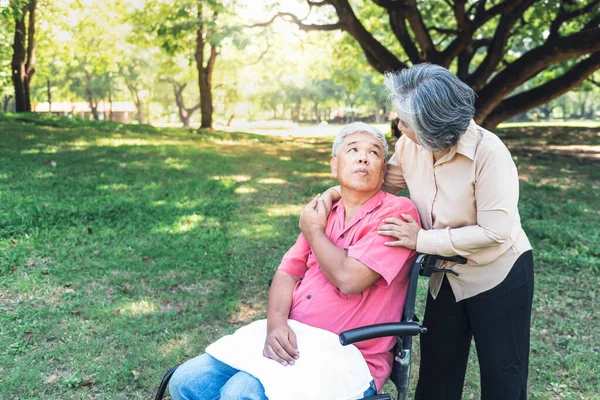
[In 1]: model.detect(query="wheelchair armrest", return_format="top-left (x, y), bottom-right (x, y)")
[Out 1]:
top-left (339, 322), bottom-right (426, 346)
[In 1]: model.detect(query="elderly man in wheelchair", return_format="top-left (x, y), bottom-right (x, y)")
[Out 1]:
top-left (162, 122), bottom-right (439, 400)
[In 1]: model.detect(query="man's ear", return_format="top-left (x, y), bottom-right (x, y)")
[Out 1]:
top-left (381, 164), bottom-right (387, 181)
top-left (330, 157), bottom-right (338, 178)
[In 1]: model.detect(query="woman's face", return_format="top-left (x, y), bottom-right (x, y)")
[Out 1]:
top-left (396, 119), bottom-right (418, 144)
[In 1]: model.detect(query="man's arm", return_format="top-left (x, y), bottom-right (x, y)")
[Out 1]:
top-left (263, 270), bottom-right (301, 366)
top-left (305, 230), bottom-right (381, 295)
top-left (300, 196), bottom-right (381, 295)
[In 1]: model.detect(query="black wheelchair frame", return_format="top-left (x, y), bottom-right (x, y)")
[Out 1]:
top-left (154, 254), bottom-right (466, 400)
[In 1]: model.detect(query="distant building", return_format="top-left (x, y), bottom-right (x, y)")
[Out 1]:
top-left (33, 101), bottom-right (136, 123)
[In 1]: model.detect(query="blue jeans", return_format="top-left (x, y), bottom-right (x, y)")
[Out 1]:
top-left (168, 353), bottom-right (377, 399)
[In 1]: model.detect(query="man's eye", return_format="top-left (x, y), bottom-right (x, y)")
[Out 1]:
top-left (348, 148), bottom-right (357, 152)
top-left (370, 150), bottom-right (379, 156)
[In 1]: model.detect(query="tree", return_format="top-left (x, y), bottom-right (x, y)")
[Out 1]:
top-left (130, 1), bottom-right (204, 127)
top-left (147, 0), bottom-right (243, 129)
top-left (195, 0), bottom-right (218, 128)
top-left (10, 0), bottom-right (37, 112)
top-left (265, 0), bottom-right (600, 129)
top-left (1, 7), bottom-right (14, 111)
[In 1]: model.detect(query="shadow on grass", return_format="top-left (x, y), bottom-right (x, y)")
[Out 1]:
top-left (0, 117), bottom-right (339, 398)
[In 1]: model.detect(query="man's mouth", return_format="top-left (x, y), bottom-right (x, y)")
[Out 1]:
top-left (354, 168), bottom-right (369, 176)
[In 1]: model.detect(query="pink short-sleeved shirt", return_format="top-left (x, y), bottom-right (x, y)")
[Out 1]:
top-left (278, 190), bottom-right (420, 391)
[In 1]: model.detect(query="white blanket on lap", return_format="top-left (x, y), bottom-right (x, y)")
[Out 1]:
top-left (205, 319), bottom-right (373, 400)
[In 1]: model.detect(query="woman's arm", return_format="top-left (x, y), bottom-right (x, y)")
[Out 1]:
top-left (417, 144), bottom-right (520, 257)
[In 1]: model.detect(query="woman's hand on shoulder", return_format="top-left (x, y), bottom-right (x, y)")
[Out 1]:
top-left (377, 213), bottom-right (421, 250)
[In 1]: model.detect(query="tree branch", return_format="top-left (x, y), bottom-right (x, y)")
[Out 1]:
top-left (452, 0), bottom-right (469, 32)
top-left (430, 26), bottom-right (460, 35)
top-left (471, 0), bottom-right (523, 30)
top-left (441, 0), bottom-right (522, 65)
top-left (388, 8), bottom-right (422, 64)
top-left (248, 12), bottom-right (344, 31)
top-left (308, 0), bottom-right (330, 6)
top-left (466, 0), bottom-right (536, 91)
top-left (249, 37), bottom-right (271, 65)
top-left (371, 0), bottom-right (400, 9)
top-left (279, 12), bottom-right (344, 31)
top-left (188, 103), bottom-right (201, 113)
top-left (482, 52), bottom-right (600, 128)
top-left (467, 0), bottom-right (485, 19)
top-left (476, 28), bottom-right (600, 121)
top-left (403, 0), bottom-right (440, 62)
top-left (587, 77), bottom-right (600, 88)
top-left (550, 0), bottom-right (600, 38)
top-left (584, 14), bottom-right (600, 31)
top-left (456, 38), bottom-right (492, 80)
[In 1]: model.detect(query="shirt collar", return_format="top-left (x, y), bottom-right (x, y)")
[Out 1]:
top-left (455, 119), bottom-right (478, 161)
top-left (332, 189), bottom-right (386, 229)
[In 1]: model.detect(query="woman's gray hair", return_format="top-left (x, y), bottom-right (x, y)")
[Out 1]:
top-left (332, 122), bottom-right (388, 159)
top-left (384, 63), bottom-right (476, 151)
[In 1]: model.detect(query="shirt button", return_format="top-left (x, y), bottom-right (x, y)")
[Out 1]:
top-left (340, 234), bottom-right (345, 238)
top-left (307, 294), bottom-right (312, 299)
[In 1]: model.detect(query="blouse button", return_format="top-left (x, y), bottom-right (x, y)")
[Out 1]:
top-left (307, 294), bottom-right (312, 299)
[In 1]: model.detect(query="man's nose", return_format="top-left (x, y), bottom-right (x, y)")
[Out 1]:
top-left (358, 152), bottom-right (369, 163)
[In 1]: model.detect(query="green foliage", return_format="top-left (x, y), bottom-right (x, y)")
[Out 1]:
top-left (0, 1), bottom-right (15, 101)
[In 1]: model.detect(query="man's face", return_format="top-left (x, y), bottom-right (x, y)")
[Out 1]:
top-left (331, 131), bottom-right (387, 194)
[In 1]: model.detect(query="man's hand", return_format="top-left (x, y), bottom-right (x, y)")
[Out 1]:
top-left (299, 194), bottom-right (328, 240)
top-left (263, 322), bottom-right (299, 366)
top-left (378, 213), bottom-right (421, 250)
top-left (317, 186), bottom-right (340, 216)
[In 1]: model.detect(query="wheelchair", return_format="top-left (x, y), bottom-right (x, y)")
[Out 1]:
top-left (154, 254), bottom-right (467, 400)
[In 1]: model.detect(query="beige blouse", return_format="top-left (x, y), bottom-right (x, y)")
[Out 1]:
top-left (383, 120), bottom-right (531, 301)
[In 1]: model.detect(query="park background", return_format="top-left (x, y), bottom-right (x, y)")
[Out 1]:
top-left (1, 0), bottom-right (599, 398)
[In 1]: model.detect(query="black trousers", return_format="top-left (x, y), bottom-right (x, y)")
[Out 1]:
top-left (415, 251), bottom-right (534, 400)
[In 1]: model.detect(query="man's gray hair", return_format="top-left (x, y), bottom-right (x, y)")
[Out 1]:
top-left (384, 63), bottom-right (476, 151)
top-left (332, 122), bottom-right (388, 159)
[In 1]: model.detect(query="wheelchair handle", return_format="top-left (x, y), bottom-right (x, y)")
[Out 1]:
top-left (432, 255), bottom-right (468, 263)
top-left (339, 322), bottom-right (426, 346)
top-left (418, 254), bottom-right (467, 277)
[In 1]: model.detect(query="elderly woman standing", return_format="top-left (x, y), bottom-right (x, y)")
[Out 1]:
top-left (312, 64), bottom-right (533, 399)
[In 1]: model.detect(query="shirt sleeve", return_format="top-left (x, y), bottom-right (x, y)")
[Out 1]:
top-left (382, 136), bottom-right (408, 194)
top-left (416, 141), bottom-right (519, 257)
top-left (347, 198), bottom-right (420, 287)
top-left (277, 234), bottom-right (310, 279)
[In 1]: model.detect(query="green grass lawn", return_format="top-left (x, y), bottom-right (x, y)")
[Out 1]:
top-left (1, 113), bottom-right (599, 399)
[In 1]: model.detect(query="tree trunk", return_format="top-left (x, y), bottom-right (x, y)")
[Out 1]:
top-left (108, 79), bottom-right (114, 121)
top-left (84, 72), bottom-right (99, 120)
top-left (172, 82), bottom-right (200, 127)
top-left (3, 95), bottom-right (13, 112)
top-left (539, 103), bottom-right (554, 120)
top-left (195, 1), bottom-right (218, 129)
top-left (11, 0), bottom-right (37, 113)
top-left (125, 80), bottom-right (144, 124)
top-left (46, 78), bottom-right (51, 112)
